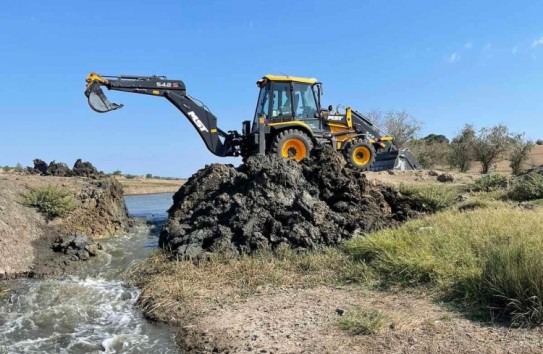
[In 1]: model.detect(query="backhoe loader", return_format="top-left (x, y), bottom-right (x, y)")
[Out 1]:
top-left (85, 73), bottom-right (421, 171)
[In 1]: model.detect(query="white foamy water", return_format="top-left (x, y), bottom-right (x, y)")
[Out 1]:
top-left (0, 193), bottom-right (178, 353)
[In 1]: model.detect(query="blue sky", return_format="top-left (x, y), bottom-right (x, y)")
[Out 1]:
top-left (1, 0), bottom-right (542, 177)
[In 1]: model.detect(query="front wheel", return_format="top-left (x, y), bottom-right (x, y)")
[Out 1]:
top-left (346, 140), bottom-right (376, 171)
top-left (271, 129), bottom-right (313, 162)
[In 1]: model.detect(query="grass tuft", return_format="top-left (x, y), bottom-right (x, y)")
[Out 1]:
top-left (23, 185), bottom-right (77, 219)
top-left (338, 307), bottom-right (390, 335)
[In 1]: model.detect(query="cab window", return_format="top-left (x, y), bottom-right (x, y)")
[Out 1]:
top-left (271, 82), bottom-right (293, 120)
top-left (253, 82), bottom-right (270, 123)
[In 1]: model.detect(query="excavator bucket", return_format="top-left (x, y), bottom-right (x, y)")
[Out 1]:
top-left (371, 148), bottom-right (422, 172)
top-left (85, 81), bottom-right (123, 113)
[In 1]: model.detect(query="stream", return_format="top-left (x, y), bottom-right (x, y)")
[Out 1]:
top-left (0, 193), bottom-right (178, 353)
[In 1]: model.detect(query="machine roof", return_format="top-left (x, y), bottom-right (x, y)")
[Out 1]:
top-left (263, 74), bottom-right (318, 84)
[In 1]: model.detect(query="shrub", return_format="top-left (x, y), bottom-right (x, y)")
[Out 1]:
top-left (2, 166), bottom-right (10, 172)
top-left (536, 139), bottom-right (543, 146)
top-left (146, 173), bottom-right (153, 179)
top-left (472, 174), bottom-right (509, 192)
top-left (407, 140), bottom-right (450, 169)
top-left (338, 307), bottom-right (390, 335)
top-left (23, 185), bottom-right (78, 219)
top-left (345, 207), bottom-right (543, 326)
top-left (508, 172), bottom-right (543, 201)
top-left (398, 183), bottom-right (457, 212)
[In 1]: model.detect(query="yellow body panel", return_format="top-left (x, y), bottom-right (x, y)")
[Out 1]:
top-left (268, 121), bottom-right (312, 131)
top-left (263, 74), bottom-right (317, 84)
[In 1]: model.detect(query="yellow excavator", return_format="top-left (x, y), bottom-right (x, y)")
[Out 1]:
top-left (85, 73), bottom-right (420, 171)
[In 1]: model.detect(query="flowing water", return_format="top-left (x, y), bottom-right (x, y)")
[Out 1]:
top-left (0, 193), bottom-right (178, 353)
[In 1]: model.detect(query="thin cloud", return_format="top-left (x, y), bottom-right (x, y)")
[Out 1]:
top-left (448, 52), bottom-right (460, 63)
top-left (532, 37), bottom-right (543, 48)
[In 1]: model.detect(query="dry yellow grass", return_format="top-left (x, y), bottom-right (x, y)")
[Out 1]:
top-left (116, 177), bottom-right (185, 195)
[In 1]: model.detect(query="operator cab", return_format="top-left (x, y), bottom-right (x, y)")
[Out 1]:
top-left (253, 75), bottom-right (323, 132)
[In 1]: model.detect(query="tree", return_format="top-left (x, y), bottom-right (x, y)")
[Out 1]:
top-left (366, 109), bottom-right (422, 147)
top-left (145, 173), bottom-right (153, 179)
top-left (509, 133), bottom-right (534, 175)
top-left (2, 166), bottom-right (10, 172)
top-left (449, 124), bottom-right (476, 172)
top-left (423, 134), bottom-right (449, 145)
top-left (112, 170), bottom-right (122, 176)
top-left (473, 125), bottom-right (510, 174)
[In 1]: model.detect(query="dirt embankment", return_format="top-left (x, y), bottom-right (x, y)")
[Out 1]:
top-left (0, 174), bottom-right (131, 278)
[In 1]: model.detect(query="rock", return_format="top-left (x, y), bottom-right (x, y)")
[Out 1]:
top-left (46, 161), bottom-right (73, 177)
top-left (51, 234), bottom-right (97, 261)
top-left (73, 159), bottom-right (100, 177)
top-left (437, 173), bottom-right (454, 183)
top-left (336, 308), bottom-right (345, 316)
top-left (160, 145), bottom-right (421, 259)
top-left (428, 170), bottom-right (439, 177)
top-left (33, 159), bottom-right (48, 175)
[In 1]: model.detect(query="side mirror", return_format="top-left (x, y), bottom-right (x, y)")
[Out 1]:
top-left (328, 105), bottom-right (333, 112)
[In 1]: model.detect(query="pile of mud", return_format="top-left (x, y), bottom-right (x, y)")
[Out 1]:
top-left (160, 146), bottom-right (420, 259)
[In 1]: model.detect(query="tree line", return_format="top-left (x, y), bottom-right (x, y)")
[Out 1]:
top-left (368, 110), bottom-right (541, 175)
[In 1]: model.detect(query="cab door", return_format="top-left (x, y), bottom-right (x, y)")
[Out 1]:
top-left (292, 83), bottom-right (322, 132)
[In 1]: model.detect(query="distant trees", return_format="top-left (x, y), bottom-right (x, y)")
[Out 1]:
top-left (145, 173), bottom-right (153, 179)
top-left (367, 110), bottom-right (422, 147)
top-left (112, 170), bottom-right (122, 176)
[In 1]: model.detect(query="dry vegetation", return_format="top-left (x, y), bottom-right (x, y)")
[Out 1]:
top-left (127, 171), bottom-right (543, 352)
top-left (116, 177), bottom-right (185, 195)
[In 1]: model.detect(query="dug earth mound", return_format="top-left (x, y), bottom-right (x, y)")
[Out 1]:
top-left (0, 166), bottom-right (131, 278)
top-left (160, 146), bottom-right (421, 259)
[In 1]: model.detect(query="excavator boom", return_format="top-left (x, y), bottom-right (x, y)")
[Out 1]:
top-left (85, 73), bottom-right (241, 157)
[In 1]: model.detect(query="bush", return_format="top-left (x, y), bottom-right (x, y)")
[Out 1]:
top-left (23, 185), bottom-right (78, 219)
top-left (398, 183), bottom-right (457, 212)
top-left (473, 125), bottom-right (510, 174)
top-left (472, 174), bottom-right (509, 192)
top-left (345, 207), bottom-right (543, 326)
top-left (536, 139), bottom-right (543, 146)
top-left (508, 172), bottom-right (543, 201)
top-left (407, 140), bottom-right (450, 169)
top-left (146, 173), bottom-right (153, 179)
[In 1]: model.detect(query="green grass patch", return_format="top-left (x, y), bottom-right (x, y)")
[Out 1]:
top-left (23, 185), bottom-right (78, 219)
top-left (398, 183), bottom-right (458, 212)
top-left (345, 207), bottom-right (543, 326)
top-left (338, 307), bottom-right (390, 335)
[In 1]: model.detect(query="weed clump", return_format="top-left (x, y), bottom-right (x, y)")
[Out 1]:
top-left (23, 185), bottom-right (77, 219)
top-left (338, 307), bottom-right (390, 335)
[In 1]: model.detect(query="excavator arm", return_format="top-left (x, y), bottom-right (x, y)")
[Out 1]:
top-left (85, 73), bottom-right (241, 157)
